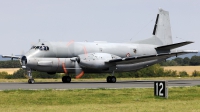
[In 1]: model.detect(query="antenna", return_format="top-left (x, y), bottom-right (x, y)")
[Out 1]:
top-left (176, 36), bottom-right (185, 41)
top-left (130, 18), bottom-right (154, 41)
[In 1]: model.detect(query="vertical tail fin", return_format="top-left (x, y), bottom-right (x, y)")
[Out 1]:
top-left (134, 8), bottom-right (173, 45)
top-left (153, 8), bottom-right (173, 45)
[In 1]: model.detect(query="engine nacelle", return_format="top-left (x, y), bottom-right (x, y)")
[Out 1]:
top-left (78, 53), bottom-right (120, 69)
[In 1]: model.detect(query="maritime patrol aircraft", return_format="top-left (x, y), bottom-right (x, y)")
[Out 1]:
top-left (2, 9), bottom-right (198, 84)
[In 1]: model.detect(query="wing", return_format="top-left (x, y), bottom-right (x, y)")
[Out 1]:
top-left (107, 50), bottom-right (198, 64)
top-left (1, 55), bottom-right (21, 60)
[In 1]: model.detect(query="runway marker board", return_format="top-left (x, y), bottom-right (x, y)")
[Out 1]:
top-left (154, 81), bottom-right (168, 98)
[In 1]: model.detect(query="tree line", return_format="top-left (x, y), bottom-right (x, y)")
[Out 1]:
top-left (0, 60), bottom-right (21, 68)
top-left (159, 55), bottom-right (200, 66)
top-left (1, 64), bottom-right (200, 79)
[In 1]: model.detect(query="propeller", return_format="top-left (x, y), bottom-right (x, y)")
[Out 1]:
top-left (75, 60), bottom-right (84, 79)
top-left (64, 40), bottom-right (87, 79)
top-left (70, 57), bottom-right (84, 79)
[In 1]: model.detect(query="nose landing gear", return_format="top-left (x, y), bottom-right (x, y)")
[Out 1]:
top-left (28, 79), bottom-right (35, 84)
top-left (27, 70), bottom-right (35, 84)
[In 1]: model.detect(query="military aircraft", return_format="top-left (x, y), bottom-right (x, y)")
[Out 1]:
top-left (2, 8), bottom-right (198, 84)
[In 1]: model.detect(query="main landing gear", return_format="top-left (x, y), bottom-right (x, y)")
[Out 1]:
top-left (106, 71), bottom-right (116, 83)
top-left (106, 76), bottom-right (116, 83)
top-left (27, 70), bottom-right (35, 84)
top-left (62, 76), bottom-right (71, 83)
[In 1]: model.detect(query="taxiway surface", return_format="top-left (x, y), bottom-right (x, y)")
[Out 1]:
top-left (0, 80), bottom-right (200, 90)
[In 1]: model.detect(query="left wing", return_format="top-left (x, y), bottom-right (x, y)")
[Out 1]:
top-left (107, 50), bottom-right (198, 64)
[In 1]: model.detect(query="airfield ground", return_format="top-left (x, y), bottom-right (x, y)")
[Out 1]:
top-left (0, 87), bottom-right (200, 112)
top-left (1, 67), bottom-right (200, 111)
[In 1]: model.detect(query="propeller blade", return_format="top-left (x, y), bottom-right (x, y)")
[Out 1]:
top-left (62, 62), bottom-right (68, 74)
top-left (83, 46), bottom-right (88, 57)
top-left (66, 40), bottom-right (87, 79)
top-left (74, 61), bottom-right (84, 79)
top-left (75, 71), bottom-right (84, 79)
top-left (66, 40), bottom-right (74, 47)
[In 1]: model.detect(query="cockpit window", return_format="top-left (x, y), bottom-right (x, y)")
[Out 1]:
top-left (31, 46), bottom-right (36, 49)
top-left (36, 46), bottom-right (40, 49)
top-left (31, 46), bottom-right (49, 51)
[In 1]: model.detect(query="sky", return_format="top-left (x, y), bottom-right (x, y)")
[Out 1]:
top-left (0, 0), bottom-right (200, 54)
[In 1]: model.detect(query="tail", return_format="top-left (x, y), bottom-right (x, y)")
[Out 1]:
top-left (153, 8), bottom-right (173, 45)
top-left (134, 8), bottom-right (173, 45)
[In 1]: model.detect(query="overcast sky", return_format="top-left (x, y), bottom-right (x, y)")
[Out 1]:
top-left (0, 0), bottom-right (199, 54)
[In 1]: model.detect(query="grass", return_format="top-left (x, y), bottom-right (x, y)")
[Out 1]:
top-left (0, 86), bottom-right (200, 112)
top-left (163, 66), bottom-right (200, 76)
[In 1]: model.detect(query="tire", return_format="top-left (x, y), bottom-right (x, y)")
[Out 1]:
top-left (62, 76), bottom-right (67, 83)
top-left (28, 79), bottom-right (31, 84)
top-left (111, 76), bottom-right (116, 83)
top-left (28, 79), bottom-right (35, 84)
top-left (31, 79), bottom-right (35, 84)
top-left (62, 76), bottom-right (71, 83)
top-left (66, 76), bottom-right (71, 83)
top-left (107, 76), bottom-right (111, 83)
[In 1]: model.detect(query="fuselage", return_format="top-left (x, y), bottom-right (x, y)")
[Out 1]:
top-left (24, 41), bottom-right (165, 73)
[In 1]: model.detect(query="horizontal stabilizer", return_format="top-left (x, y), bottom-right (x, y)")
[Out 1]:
top-left (155, 41), bottom-right (193, 50)
top-left (108, 50), bottom-right (198, 64)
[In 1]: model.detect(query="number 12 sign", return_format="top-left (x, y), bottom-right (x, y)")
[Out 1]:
top-left (154, 81), bottom-right (168, 98)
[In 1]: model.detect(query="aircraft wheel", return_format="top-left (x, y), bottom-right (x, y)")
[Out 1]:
top-left (107, 76), bottom-right (111, 83)
top-left (107, 76), bottom-right (116, 83)
top-left (66, 76), bottom-right (71, 83)
top-left (28, 79), bottom-right (35, 84)
top-left (62, 76), bottom-right (67, 83)
top-left (62, 76), bottom-right (71, 83)
top-left (111, 76), bottom-right (116, 83)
